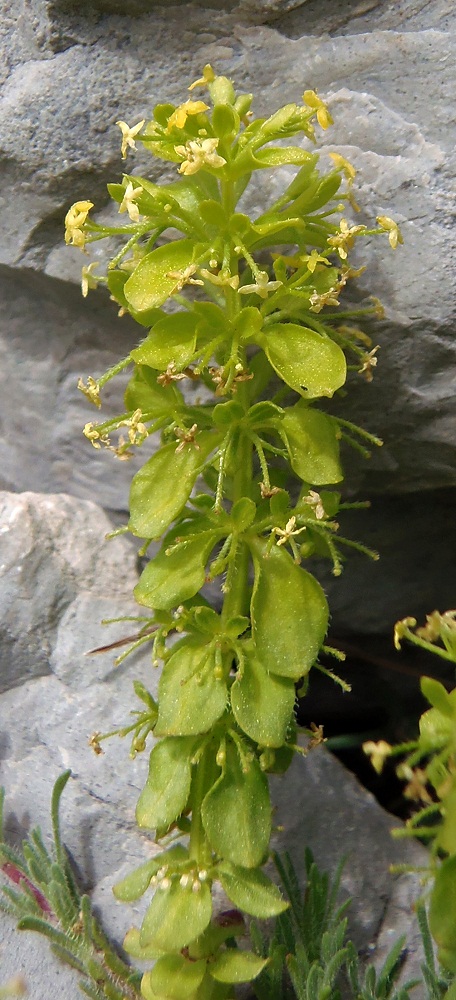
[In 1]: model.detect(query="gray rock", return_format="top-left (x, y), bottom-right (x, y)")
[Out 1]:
top-left (0, 1), bottom-right (455, 499)
top-left (0, 490), bottom-right (428, 996)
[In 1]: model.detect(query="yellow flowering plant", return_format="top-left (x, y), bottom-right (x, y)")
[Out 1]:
top-left (62, 67), bottom-right (401, 999)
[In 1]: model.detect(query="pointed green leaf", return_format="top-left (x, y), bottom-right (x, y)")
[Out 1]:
top-left (250, 540), bottom-right (328, 679)
top-left (124, 240), bottom-right (196, 313)
top-left (131, 312), bottom-right (198, 372)
top-left (134, 529), bottom-right (219, 611)
top-left (143, 954), bottom-right (206, 999)
top-left (155, 639), bottom-right (227, 737)
top-left (136, 737), bottom-right (195, 830)
top-left (282, 402), bottom-right (342, 485)
top-left (261, 323), bottom-right (346, 399)
top-left (129, 431), bottom-right (220, 538)
top-left (140, 878), bottom-right (212, 952)
top-left (252, 147), bottom-right (313, 169)
top-left (217, 861), bottom-right (288, 918)
top-left (201, 740), bottom-right (271, 868)
top-left (210, 949), bottom-right (268, 983)
top-left (231, 646), bottom-right (295, 747)
top-left (123, 927), bottom-right (163, 961)
top-left (421, 677), bottom-right (456, 719)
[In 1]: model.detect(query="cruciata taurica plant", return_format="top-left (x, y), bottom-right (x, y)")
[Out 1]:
top-left (66, 65), bottom-right (401, 999)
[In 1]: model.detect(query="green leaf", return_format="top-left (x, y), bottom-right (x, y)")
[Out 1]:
top-left (129, 431), bottom-right (220, 538)
top-left (122, 927), bottom-right (162, 961)
top-left (124, 240), bottom-right (197, 313)
top-left (421, 676), bottom-right (456, 719)
top-left (155, 638), bottom-right (227, 737)
top-left (134, 527), bottom-right (219, 611)
top-left (437, 787), bottom-right (456, 855)
top-left (252, 147), bottom-right (313, 169)
top-left (281, 402), bottom-right (342, 485)
top-left (131, 312), bottom-right (198, 372)
top-left (210, 949), bottom-right (268, 983)
top-left (107, 270), bottom-right (165, 327)
top-left (201, 739), bottom-right (271, 868)
top-left (231, 645), bottom-right (296, 747)
top-left (217, 861), bottom-right (289, 917)
top-left (140, 878), bottom-right (212, 952)
top-left (418, 707), bottom-right (454, 753)
top-left (143, 954), bottom-right (206, 999)
top-left (113, 845), bottom-right (189, 902)
top-left (124, 365), bottom-right (182, 415)
top-left (230, 497), bottom-right (256, 532)
top-left (136, 737), bottom-right (195, 830)
top-left (429, 856), bottom-right (456, 971)
top-left (260, 323), bottom-right (346, 398)
top-left (250, 540), bottom-right (328, 679)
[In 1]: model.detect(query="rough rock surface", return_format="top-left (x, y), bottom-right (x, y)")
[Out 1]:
top-left (0, 0), bottom-right (455, 500)
top-left (0, 491), bottom-right (428, 996)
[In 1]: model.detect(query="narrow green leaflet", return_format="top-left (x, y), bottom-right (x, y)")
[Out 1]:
top-left (217, 861), bottom-right (288, 918)
top-left (250, 540), bottom-right (328, 679)
top-left (136, 736), bottom-right (194, 830)
top-left (131, 312), bottom-right (198, 371)
top-left (210, 950), bottom-right (268, 984)
top-left (142, 954), bottom-right (206, 1000)
top-left (140, 878), bottom-right (212, 952)
top-left (113, 845), bottom-right (189, 902)
top-left (260, 323), bottom-right (346, 398)
top-left (129, 431), bottom-right (220, 538)
top-left (201, 739), bottom-right (271, 868)
top-left (124, 240), bottom-right (197, 314)
top-left (155, 638), bottom-right (227, 737)
top-left (281, 402), bottom-right (342, 485)
top-left (134, 529), bottom-right (220, 611)
top-left (230, 646), bottom-right (296, 747)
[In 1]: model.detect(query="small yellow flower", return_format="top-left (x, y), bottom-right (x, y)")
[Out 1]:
top-left (188, 64), bottom-right (215, 91)
top-left (363, 740), bottom-right (392, 774)
top-left (302, 490), bottom-right (325, 520)
top-left (78, 375), bottom-right (101, 408)
top-left (118, 181), bottom-right (144, 222)
top-left (83, 422), bottom-right (111, 449)
top-left (121, 408), bottom-right (148, 446)
top-left (309, 287), bottom-right (341, 313)
top-left (166, 264), bottom-right (204, 293)
top-left (166, 100), bottom-right (209, 132)
top-left (302, 90), bottom-right (333, 130)
top-left (393, 617), bottom-right (417, 650)
top-left (115, 119), bottom-right (146, 159)
top-left (300, 250), bottom-right (331, 274)
top-left (329, 152), bottom-right (356, 182)
top-left (376, 215), bottom-right (404, 250)
top-left (175, 137), bottom-right (226, 176)
top-left (327, 218), bottom-right (367, 260)
top-left (175, 423), bottom-right (199, 453)
top-left (200, 267), bottom-right (239, 290)
top-left (64, 200), bottom-right (94, 249)
top-left (273, 516), bottom-right (307, 546)
top-left (369, 296), bottom-right (385, 319)
top-left (239, 270), bottom-right (282, 299)
top-left (80, 262), bottom-right (99, 298)
top-left (359, 345), bottom-right (380, 383)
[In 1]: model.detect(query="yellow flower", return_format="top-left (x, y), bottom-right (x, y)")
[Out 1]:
top-left (363, 740), bottom-right (392, 775)
top-left (77, 375), bottom-right (101, 408)
top-left (165, 264), bottom-right (204, 293)
top-left (273, 516), bottom-right (307, 546)
top-left (64, 200), bottom-right (94, 249)
top-left (188, 64), bottom-right (215, 91)
top-left (359, 345), bottom-right (380, 383)
top-left (166, 100), bottom-right (209, 132)
top-left (118, 181), bottom-right (144, 222)
top-left (81, 262), bottom-right (99, 298)
top-left (329, 152), bottom-right (356, 182)
top-left (302, 490), bottom-right (325, 520)
top-left (238, 270), bottom-right (282, 299)
top-left (327, 218), bottom-right (367, 260)
top-left (376, 215), bottom-right (404, 250)
top-left (393, 616), bottom-right (417, 650)
top-left (115, 119), bottom-right (145, 159)
top-left (300, 250), bottom-right (331, 274)
top-left (175, 137), bottom-right (226, 176)
top-left (200, 267), bottom-right (239, 290)
top-left (302, 90), bottom-right (333, 130)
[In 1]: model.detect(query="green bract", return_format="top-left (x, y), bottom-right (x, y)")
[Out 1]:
top-left (73, 65), bottom-right (396, 1000)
